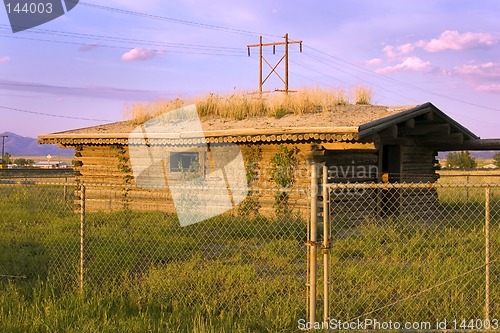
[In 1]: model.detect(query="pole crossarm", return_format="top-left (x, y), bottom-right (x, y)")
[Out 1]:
top-left (247, 39), bottom-right (302, 48)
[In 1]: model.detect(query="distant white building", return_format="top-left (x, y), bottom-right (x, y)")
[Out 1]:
top-left (483, 163), bottom-right (498, 169)
top-left (34, 161), bottom-right (68, 169)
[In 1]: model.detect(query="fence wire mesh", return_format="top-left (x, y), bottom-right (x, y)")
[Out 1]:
top-left (0, 181), bottom-right (308, 332)
top-left (326, 181), bottom-right (500, 331)
top-left (1, 174), bottom-right (500, 331)
top-left (0, 182), bottom-right (77, 286)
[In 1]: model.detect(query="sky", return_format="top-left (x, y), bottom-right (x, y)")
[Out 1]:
top-left (0, 0), bottom-right (499, 139)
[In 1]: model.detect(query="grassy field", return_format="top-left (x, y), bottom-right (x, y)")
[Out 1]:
top-left (0, 182), bottom-right (499, 332)
top-left (438, 170), bottom-right (500, 183)
top-left (0, 184), bottom-right (306, 332)
top-left (330, 212), bottom-right (500, 321)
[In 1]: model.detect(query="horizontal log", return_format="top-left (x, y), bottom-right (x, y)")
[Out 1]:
top-left (418, 132), bottom-right (464, 145)
top-left (433, 138), bottom-right (500, 151)
top-left (404, 118), bottom-right (416, 128)
top-left (403, 123), bottom-right (450, 136)
top-left (402, 146), bottom-right (436, 154)
top-left (379, 125), bottom-right (398, 139)
top-left (402, 157), bottom-right (435, 163)
top-left (321, 142), bottom-right (376, 151)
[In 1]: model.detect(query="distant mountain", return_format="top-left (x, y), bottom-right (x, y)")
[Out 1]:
top-left (0, 132), bottom-right (74, 157)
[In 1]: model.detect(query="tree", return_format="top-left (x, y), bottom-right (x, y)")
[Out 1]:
top-left (447, 151), bottom-right (477, 170)
top-left (13, 158), bottom-right (34, 166)
top-left (494, 152), bottom-right (500, 168)
top-left (1, 152), bottom-right (11, 165)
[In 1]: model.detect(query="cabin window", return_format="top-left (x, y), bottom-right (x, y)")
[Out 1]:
top-left (169, 152), bottom-right (200, 173)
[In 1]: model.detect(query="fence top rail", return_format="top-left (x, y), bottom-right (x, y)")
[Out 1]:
top-left (438, 171), bottom-right (500, 177)
top-left (0, 181), bottom-right (301, 192)
top-left (327, 182), bottom-right (500, 190)
top-left (0, 180), bottom-right (75, 186)
top-left (0, 179), bottom-right (500, 187)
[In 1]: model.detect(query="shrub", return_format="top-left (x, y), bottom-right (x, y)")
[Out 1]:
top-left (353, 86), bottom-right (372, 105)
top-left (270, 146), bottom-right (299, 217)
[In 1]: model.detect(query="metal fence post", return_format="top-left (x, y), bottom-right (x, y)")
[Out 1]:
top-left (309, 163), bottom-right (318, 325)
top-left (80, 184), bottom-right (86, 294)
top-left (64, 177), bottom-right (68, 203)
top-left (466, 175), bottom-right (470, 202)
top-left (485, 186), bottom-right (491, 321)
top-left (322, 165), bottom-right (329, 324)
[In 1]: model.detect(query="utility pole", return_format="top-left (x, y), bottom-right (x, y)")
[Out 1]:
top-left (247, 33), bottom-right (302, 95)
top-left (1, 135), bottom-right (8, 167)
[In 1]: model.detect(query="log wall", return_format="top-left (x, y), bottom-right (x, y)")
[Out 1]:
top-left (327, 145), bottom-right (440, 224)
top-left (400, 146), bottom-right (439, 183)
top-left (73, 142), bottom-right (314, 220)
top-left (399, 146), bottom-right (439, 218)
top-left (323, 148), bottom-right (379, 224)
top-left (72, 142), bottom-right (441, 223)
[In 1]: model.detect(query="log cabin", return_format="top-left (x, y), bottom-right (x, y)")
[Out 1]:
top-left (39, 102), bottom-right (500, 220)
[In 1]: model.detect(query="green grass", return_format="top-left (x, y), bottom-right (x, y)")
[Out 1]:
top-left (0, 185), bottom-right (306, 332)
top-left (327, 184), bottom-right (500, 326)
top-left (329, 218), bottom-right (497, 321)
top-left (0, 184), bottom-right (499, 331)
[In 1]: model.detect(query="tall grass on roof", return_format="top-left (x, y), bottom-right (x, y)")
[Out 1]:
top-left (353, 85), bottom-right (373, 105)
top-left (125, 87), bottom-right (366, 124)
top-left (124, 98), bottom-right (185, 125)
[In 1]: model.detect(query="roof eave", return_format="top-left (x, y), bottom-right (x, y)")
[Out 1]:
top-left (38, 126), bottom-right (360, 146)
top-left (358, 102), bottom-right (479, 141)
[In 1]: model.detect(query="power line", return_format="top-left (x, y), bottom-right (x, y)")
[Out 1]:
top-left (0, 24), bottom-right (244, 53)
top-left (287, 64), bottom-right (415, 106)
top-left (0, 105), bottom-right (112, 122)
top-left (78, 2), bottom-right (281, 38)
top-left (3, 1), bottom-right (498, 115)
top-left (290, 56), bottom-right (421, 105)
top-left (304, 45), bottom-right (500, 112)
top-left (0, 33), bottom-right (247, 57)
top-left (252, 54), bottom-right (412, 105)
top-left (1, 25), bottom-right (277, 57)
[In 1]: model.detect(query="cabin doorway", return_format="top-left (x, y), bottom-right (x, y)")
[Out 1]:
top-left (382, 145), bottom-right (401, 182)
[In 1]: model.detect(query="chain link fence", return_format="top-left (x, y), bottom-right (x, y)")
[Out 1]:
top-left (0, 181), bottom-right (77, 285)
top-left (1, 172), bottom-right (500, 331)
top-left (324, 178), bottom-right (500, 331)
top-left (0, 181), bottom-right (307, 331)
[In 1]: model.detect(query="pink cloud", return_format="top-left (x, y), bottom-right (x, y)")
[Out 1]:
top-left (365, 58), bottom-right (382, 66)
top-left (382, 45), bottom-right (397, 58)
top-left (382, 43), bottom-right (414, 58)
top-left (121, 48), bottom-right (164, 62)
top-left (476, 84), bottom-right (500, 93)
top-left (417, 30), bottom-right (498, 52)
top-left (454, 62), bottom-right (500, 78)
top-left (452, 62), bottom-right (500, 92)
top-left (376, 56), bottom-right (432, 74)
top-left (397, 43), bottom-right (414, 54)
top-left (0, 56), bottom-right (10, 64)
